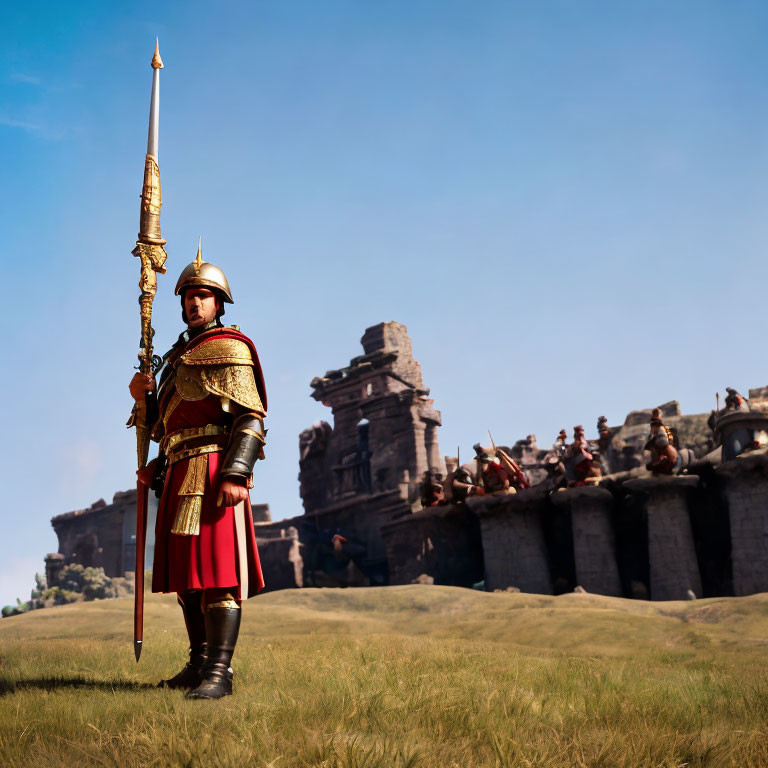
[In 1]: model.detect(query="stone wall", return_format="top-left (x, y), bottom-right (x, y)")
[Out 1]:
top-left (551, 487), bottom-right (621, 597)
top-left (49, 447), bottom-right (768, 602)
top-left (472, 488), bottom-right (554, 594)
top-left (717, 453), bottom-right (768, 596)
top-left (381, 504), bottom-right (484, 587)
top-left (51, 491), bottom-right (157, 578)
top-left (409, 451), bottom-right (767, 600)
top-left (253, 489), bottom-right (410, 588)
top-left (624, 476), bottom-right (702, 600)
top-left (48, 452), bottom-right (768, 601)
top-left (255, 528), bottom-right (304, 592)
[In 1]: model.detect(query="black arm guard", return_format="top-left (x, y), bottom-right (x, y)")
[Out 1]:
top-left (151, 451), bottom-right (168, 499)
top-left (220, 413), bottom-right (266, 483)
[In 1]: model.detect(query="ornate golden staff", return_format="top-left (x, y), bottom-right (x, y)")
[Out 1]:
top-left (131, 40), bottom-right (167, 661)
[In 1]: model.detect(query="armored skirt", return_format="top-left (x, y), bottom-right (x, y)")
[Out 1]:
top-left (151, 394), bottom-right (265, 600)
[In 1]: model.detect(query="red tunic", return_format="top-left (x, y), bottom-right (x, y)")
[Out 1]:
top-left (150, 328), bottom-right (266, 599)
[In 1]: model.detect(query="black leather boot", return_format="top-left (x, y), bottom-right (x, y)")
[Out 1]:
top-left (186, 602), bottom-right (241, 700)
top-left (159, 591), bottom-right (207, 689)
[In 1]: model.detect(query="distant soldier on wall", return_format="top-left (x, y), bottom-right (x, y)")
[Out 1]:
top-left (553, 429), bottom-right (568, 456)
top-left (441, 453), bottom-right (484, 504)
top-left (564, 425), bottom-right (602, 486)
top-left (451, 465), bottom-right (484, 503)
top-left (543, 452), bottom-right (568, 491)
top-left (473, 444), bottom-right (529, 494)
top-left (596, 416), bottom-right (612, 452)
top-left (725, 387), bottom-right (748, 411)
top-left (596, 416), bottom-right (613, 474)
top-left (645, 408), bottom-right (678, 475)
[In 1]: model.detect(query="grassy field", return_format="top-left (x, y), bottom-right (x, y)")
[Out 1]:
top-left (1, 585), bottom-right (768, 767)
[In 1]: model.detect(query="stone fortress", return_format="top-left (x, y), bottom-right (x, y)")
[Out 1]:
top-left (46, 322), bottom-right (768, 602)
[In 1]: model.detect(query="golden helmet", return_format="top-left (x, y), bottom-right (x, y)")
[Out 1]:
top-left (174, 238), bottom-right (234, 303)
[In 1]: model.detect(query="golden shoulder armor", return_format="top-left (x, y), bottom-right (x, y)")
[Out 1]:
top-left (180, 337), bottom-right (252, 366)
top-left (175, 338), bottom-right (265, 414)
top-left (197, 365), bottom-right (265, 414)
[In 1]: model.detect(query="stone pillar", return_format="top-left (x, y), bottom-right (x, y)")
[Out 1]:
top-left (624, 476), bottom-right (701, 601)
top-left (551, 487), bottom-right (621, 597)
top-left (424, 423), bottom-right (441, 472)
top-left (471, 489), bottom-right (552, 594)
top-left (410, 417), bottom-right (429, 493)
top-left (716, 452), bottom-right (768, 596)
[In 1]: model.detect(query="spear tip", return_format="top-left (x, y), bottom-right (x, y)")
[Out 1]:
top-left (134, 639), bottom-right (142, 662)
top-left (151, 38), bottom-right (164, 69)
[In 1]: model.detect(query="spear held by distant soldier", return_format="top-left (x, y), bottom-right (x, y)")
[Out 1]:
top-left (487, 429), bottom-right (530, 490)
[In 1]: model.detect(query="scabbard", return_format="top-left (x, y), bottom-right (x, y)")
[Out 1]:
top-left (134, 480), bottom-right (149, 661)
top-left (234, 500), bottom-right (249, 600)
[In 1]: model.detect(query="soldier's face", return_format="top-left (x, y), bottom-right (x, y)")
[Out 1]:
top-left (184, 288), bottom-right (219, 328)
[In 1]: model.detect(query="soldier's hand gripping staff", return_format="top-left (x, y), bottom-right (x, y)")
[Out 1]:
top-left (129, 241), bottom-right (268, 700)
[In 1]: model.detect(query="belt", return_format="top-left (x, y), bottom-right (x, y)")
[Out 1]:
top-left (167, 441), bottom-right (228, 465)
top-left (163, 424), bottom-right (227, 452)
top-left (164, 425), bottom-right (229, 465)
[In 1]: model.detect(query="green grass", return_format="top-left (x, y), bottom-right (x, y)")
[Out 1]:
top-left (1, 586), bottom-right (768, 767)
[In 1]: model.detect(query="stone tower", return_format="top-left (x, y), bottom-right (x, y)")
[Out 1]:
top-left (295, 322), bottom-right (442, 583)
top-left (300, 321), bottom-right (443, 514)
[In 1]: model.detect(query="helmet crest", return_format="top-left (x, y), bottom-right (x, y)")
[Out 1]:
top-left (193, 237), bottom-right (203, 276)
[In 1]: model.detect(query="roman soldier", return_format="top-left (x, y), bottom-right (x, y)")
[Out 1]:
top-left (473, 443), bottom-right (528, 494)
top-left (129, 244), bottom-right (267, 700)
top-left (596, 416), bottom-right (613, 474)
top-left (596, 416), bottom-right (612, 452)
top-left (450, 465), bottom-right (484, 503)
top-left (644, 408), bottom-right (678, 475)
top-left (564, 425), bottom-right (601, 486)
top-left (553, 429), bottom-right (568, 456)
top-left (725, 388), bottom-right (748, 411)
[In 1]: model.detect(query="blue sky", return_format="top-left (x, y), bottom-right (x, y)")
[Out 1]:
top-left (2, 1), bottom-right (768, 607)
